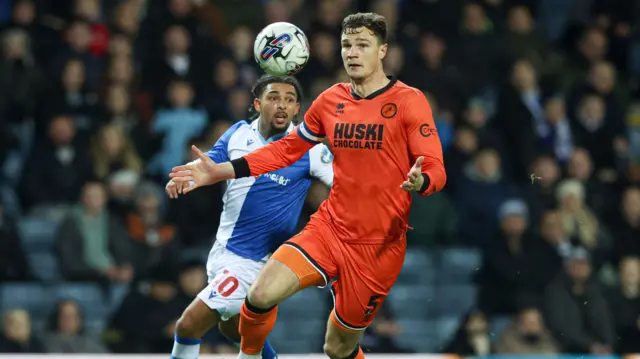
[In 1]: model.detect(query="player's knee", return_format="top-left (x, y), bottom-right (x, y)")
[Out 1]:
top-left (176, 307), bottom-right (215, 338)
top-left (246, 283), bottom-right (277, 309)
top-left (323, 340), bottom-right (357, 359)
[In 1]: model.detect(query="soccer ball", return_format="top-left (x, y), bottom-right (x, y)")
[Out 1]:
top-left (253, 22), bottom-right (310, 77)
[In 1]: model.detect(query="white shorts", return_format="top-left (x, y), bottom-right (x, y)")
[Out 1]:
top-left (196, 241), bottom-right (269, 321)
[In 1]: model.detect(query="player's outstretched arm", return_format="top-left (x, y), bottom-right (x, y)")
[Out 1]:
top-left (403, 91), bottom-right (447, 196)
top-left (230, 128), bottom-right (316, 178)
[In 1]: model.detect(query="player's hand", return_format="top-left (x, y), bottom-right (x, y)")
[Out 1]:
top-left (169, 145), bottom-right (228, 193)
top-left (165, 179), bottom-right (184, 199)
top-left (401, 156), bottom-right (425, 192)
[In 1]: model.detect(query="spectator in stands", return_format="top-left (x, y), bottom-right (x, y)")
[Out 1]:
top-left (496, 307), bottom-right (560, 354)
top-left (42, 299), bottom-right (107, 353)
top-left (454, 148), bottom-right (518, 245)
top-left (43, 59), bottom-right (99, 135)
top-left (106, 169), bottom-right (140, 221)
top-left (55, 181), bottom-right (133, 283)
top-left (565, 147), bottom-right (614, 215)
top-left (104, 265), bottom-right (183, 353)
top-left (543, 247), bottom-right (615, 354)
top-left (0, 309), bottom-right (44, 353)
top-left (127, 181), bottom-right (180, 279)
top-left (477, 199), bottom-right (554, 315)
top-left (525, 155), bottom-right (562, 224)
top-left (147, 80), bottom-right (207, 178)
top-left (169, 137), bottom-right (223, 247)
top-left (536, 210), bottom-right (569, 269)
top-left (90, 124), bottom-right (142, 181)
top-left (537, 95), bottom-right (573, 163)
top-left (444, 126), bottom-right (478, 194)
top-left (555, 179), bottom-right (611, 269)
top-left (443, 309), bottom-right (493, 356)
top-left (606, 187), bottom-right (640, 266)
top-left (606, 256), bottom-right (640, 354)
top-left (20, 115), bottom-right (93, 213)
top-left (0, 197), bottom-right (33, 282)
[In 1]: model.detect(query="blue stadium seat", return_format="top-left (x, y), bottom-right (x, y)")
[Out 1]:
top-left (108, 284), bottom-right (130, 313)
top-left (397, 248), bottom-right (435, 285)
top-left (386, 284), bottom-right (435, 319)
top-left (279, 287), bottom-right (330, 317)
top-left (27, 252), bottom-right (61, 283)
top-left (18, 217), bottom-right (59, 251)
top-left (0, 283), bottom-right (53, 318)
top-left (433, 284), bottom-right (476, 316)
top-left (394, 319), bottom-right (439, 352)
top-left (270, 319), bottom-right (325, 353)
top-left (438, 247), bottom-right (481, 283)
top-left (491, 316), bottom-right (513, 338)
top-left (436, 316), bottom-right (461, 348)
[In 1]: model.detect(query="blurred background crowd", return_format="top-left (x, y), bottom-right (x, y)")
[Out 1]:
top-left (1, 0), bottom-right (640, 356)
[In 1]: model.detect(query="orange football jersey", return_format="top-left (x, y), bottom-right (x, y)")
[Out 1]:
top-left (241, 78), bottom-right (446, 243)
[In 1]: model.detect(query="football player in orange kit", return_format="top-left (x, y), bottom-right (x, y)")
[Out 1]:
top-left (169, 12), bottom-right (446, 359)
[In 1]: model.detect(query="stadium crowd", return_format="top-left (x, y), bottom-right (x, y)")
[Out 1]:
top-left (1, 0), bottom-right (640, 356)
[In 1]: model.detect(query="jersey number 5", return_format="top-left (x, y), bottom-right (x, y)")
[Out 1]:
top-left (363, 294), bottom-right (383, 322)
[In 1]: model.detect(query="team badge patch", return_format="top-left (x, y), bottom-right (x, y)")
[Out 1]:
top-left (381, 103), bottom-right (397, 119)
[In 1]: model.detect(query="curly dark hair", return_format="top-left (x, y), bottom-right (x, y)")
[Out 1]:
top-left (248, 75), bottom-right (304, 120)
top-left (341, 12), bottom-right (388, 44)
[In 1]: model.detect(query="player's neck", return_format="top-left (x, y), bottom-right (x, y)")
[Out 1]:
top-left (258, 117), bottom-right (286, 141)
top-left (350, 70), bottom-right (390, 99)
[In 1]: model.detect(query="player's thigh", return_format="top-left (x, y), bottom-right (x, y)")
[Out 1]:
top-left (331, 239), bottom-right (406, 331)
top-left (249, 220), bottom-right (337, 307)
top-left (176, 297), bottom-right (221, 337)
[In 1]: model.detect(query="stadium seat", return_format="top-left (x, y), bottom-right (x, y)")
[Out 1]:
top-left (433, 284), bottom-right (476, 316)
top-left (27, 252), bottom-right (61, 283)
top-left (394, 319), bottom-right (439, 352)
top-left (18, 217), bottom-right (59, 252)
top-left (491, 315), bottom-right (513, 338)
top-left (270, 319), bottom-right (325, 353)
top-left (397, 248), bottom-right (435, 285)
top-left (438, 247), bottom-right (481, 283)
top-left (279, 287), bottom-right (330, 317)
top-left (0, 283), bottom-right (53, 319)
top-left (436, 316), bottom-right (461, 348)
top-left (386, 284), bottom-right (435, 319)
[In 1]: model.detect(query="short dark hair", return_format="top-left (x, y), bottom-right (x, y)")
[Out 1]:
top-left (248, 75), bottom-right (304, 120)
top-left (341, 12), bottom-right (388, 44)
top-left (251, 75), bottom-right (303, 103)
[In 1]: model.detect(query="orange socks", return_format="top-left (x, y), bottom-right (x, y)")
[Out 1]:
top-left (238, 299), bottom-right (278, 355)
top-left (351, 347), bottom-right (365, 359)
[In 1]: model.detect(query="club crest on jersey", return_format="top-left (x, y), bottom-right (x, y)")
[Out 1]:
top-left (321, 146), bottom-right (334, 164)
top-left (333, 123), bottom-right (384, 150)
top-left (381, 103), bottom-right (397, 119)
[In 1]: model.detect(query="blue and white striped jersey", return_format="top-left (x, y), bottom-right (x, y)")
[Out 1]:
top-left (207, 118), bottom-right (334, 261)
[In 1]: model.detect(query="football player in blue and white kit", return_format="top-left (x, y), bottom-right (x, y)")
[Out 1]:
top-left (166, 75), bottom-right (333, 359)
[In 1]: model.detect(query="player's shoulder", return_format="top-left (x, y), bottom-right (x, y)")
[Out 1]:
top-left (309, 143), bottom-right (334, 165)
top-left (392, 80), bottom-right (427, 100)
top-left (316, 83), bottom-right (351, 101)
top-left (219, 120), bottom-right (251, 144)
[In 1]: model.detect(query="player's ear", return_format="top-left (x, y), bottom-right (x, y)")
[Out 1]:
top-left (253, 98), bottom-right (261, 112)
top-left (294, 102), bottom-right (300, 115)
top-left (378, 43), bottom-right (388, 61)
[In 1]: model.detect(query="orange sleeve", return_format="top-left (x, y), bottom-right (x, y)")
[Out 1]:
top-left (404, 91), bottom-right (447, 196)
top-left (232, 99), bottom-right (326, 178)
